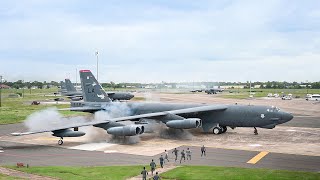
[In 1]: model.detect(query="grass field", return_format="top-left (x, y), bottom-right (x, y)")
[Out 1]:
top-left (220, 88), bottom-right (320, 99)
top-left (161, 166), bottom-right (320, 180)
top-left (7, 166), bottom-right (144, 180)
top-left (5, 165), bottom-right (320, 180)
top-left (0, 173), bottom-right (22, 180)
top-left (0, 88), bottom-right (86, 124)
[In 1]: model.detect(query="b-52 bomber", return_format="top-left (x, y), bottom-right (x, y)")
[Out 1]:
top-left (12, 70), bottom-right (293, 145)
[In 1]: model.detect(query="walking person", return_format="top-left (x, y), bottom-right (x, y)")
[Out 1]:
top-left (150, 159), bottom-right (156, 176)
top-left (186, 148), bottom-right (192, 160)
top-left (153, 172), bottom-right (161, 180)
top-left (180, 149), bottom-right (186, 164)
top-left (172, 148), bottom-right (179, 162)
top-left (164, 150), bottom-right (169, 162)
top-left (201, 145), bottom-right (206, 157)
top-left (141, 167), bottom-right (148, 180)
top-left (159, 155), bottom-right (164, 168)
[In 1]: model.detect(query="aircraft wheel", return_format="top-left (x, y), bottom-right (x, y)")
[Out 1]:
top-left (58, 139), bottom-right (63, 145)
top-left (221, 126), bottom-right (227, 133)
top-left (213, 127), bottom-right (221, 135)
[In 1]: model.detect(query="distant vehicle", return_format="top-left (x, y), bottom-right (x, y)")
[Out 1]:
top-left (282, 96), bottom-right (292, 100)
top-left (267, 93), bottom-right (273, 97)
top-left (306, 94), bottom-right (320, 101)
top-left (274, 94), bottom-right (279, 98)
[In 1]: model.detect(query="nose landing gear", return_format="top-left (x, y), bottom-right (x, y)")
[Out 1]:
top-left (254, 127), bottom-right (258, 135)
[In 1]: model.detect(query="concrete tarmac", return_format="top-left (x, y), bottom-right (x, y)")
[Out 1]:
top-left (0, 141), bottom-right (319, 172)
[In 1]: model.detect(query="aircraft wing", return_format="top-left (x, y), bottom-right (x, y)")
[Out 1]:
top-left (12, 105), bottom-right (227, 136)
top-left (11, 120), bottom-right (110, 136)
top-left (104, 105), bottom-right (228, 122)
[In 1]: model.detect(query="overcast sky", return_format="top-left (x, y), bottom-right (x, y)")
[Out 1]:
top-left (0, 0), bottom-right (319, 83)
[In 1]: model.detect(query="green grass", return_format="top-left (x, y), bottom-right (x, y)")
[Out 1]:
top-left (221, 88), bottom-right (320, 99)
top-left (7, 166), bottom-right (144, 180)
top-left (161, 166), bottom-right (320, 180)
top-left (131, 96), bottom-right (146, 101)
top-left (0, 173), bottom-right (23, 180)
top-left (0, 88), bottom-right (86, 124)
top-left (5, 165), bottom-right (319, 180)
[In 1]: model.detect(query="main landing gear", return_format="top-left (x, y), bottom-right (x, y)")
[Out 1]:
top-left (212, 126), bottom-right (227, 135)
top-left (58, 137), bottom-right (64, 145)
top-left (254, 127), bottom-right (258, 135)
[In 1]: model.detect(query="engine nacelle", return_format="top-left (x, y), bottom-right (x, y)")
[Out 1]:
top-left (52, 129), bottom-right (86, 137)
top-left (107, 125), bottom-right (144, 136)
top-left (166, 118), bottom-right (202, 129)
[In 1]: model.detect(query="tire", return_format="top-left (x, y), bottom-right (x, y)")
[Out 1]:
top-left (221, 126), bottom-right (227, 133)
top-left (213, 127), bottom-right (221, 135)
top-left (58, 139), bottom-right (63, 145)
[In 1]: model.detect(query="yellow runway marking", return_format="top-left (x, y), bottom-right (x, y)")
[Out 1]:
top-left (247, 151), bottom-right (269, 164)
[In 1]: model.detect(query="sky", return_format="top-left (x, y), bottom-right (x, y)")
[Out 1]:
top-left (0, 0), bottom-right (319, 83)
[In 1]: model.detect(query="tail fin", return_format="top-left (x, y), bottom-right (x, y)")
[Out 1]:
top-left (65, 79), bottom-right (77, 92)
top-left (60, 81), bottom-right (66, 90)
top-left (79, 70), bottom-right (111, 102)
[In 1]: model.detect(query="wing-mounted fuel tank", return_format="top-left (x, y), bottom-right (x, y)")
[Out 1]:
top-left (52, 128), bottom-right (86, 137)
top-left (166, 118), bottom-right (202, 129)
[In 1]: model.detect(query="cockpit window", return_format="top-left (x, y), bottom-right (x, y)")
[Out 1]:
top-left (267, 106), bottom-right (280, 112)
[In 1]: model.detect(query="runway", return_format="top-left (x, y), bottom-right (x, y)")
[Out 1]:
top-left (1, 141), bottom-right (319, 172)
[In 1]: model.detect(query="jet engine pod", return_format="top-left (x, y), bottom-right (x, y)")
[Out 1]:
top-left (107, 125), bottom-right (144, 136)
top-left (166, 118), bottom-right (202, 129)
top-left (52, 129), bottom-right (86, 137)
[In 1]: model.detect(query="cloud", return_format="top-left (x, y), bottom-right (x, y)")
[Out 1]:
top-left (0, 0), bottom-right (319, 82)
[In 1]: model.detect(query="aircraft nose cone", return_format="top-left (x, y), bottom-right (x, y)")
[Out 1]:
top-left (281, 112), bottom-right (293, 123)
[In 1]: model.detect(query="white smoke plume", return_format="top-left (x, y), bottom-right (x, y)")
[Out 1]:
top-left (96, 102), bottom-right (133, 120)
top-left (144, 92), bottom-right (160, 102)
top-left (23, 103), bottom-right (142, 144)
top-left (24, 107), bottom-right (87, 132)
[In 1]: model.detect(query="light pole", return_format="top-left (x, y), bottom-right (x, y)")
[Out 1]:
top-left (95, 51), bottom-right (99, 81)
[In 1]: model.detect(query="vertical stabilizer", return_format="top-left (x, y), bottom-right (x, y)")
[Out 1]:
top-left (79, 70), bottom-right (111, 102)
top-left (65, 79), bottom-right (77, 92)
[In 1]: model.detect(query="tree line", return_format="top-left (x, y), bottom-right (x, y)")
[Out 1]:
top-left (1, 80), bottom-right (320, 89)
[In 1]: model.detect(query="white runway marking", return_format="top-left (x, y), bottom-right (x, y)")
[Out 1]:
top-left (68, 143), bottom-right (116, 151)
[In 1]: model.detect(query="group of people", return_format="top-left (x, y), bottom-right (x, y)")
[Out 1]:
top-left (141, 145), bottom-right (207, 180)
